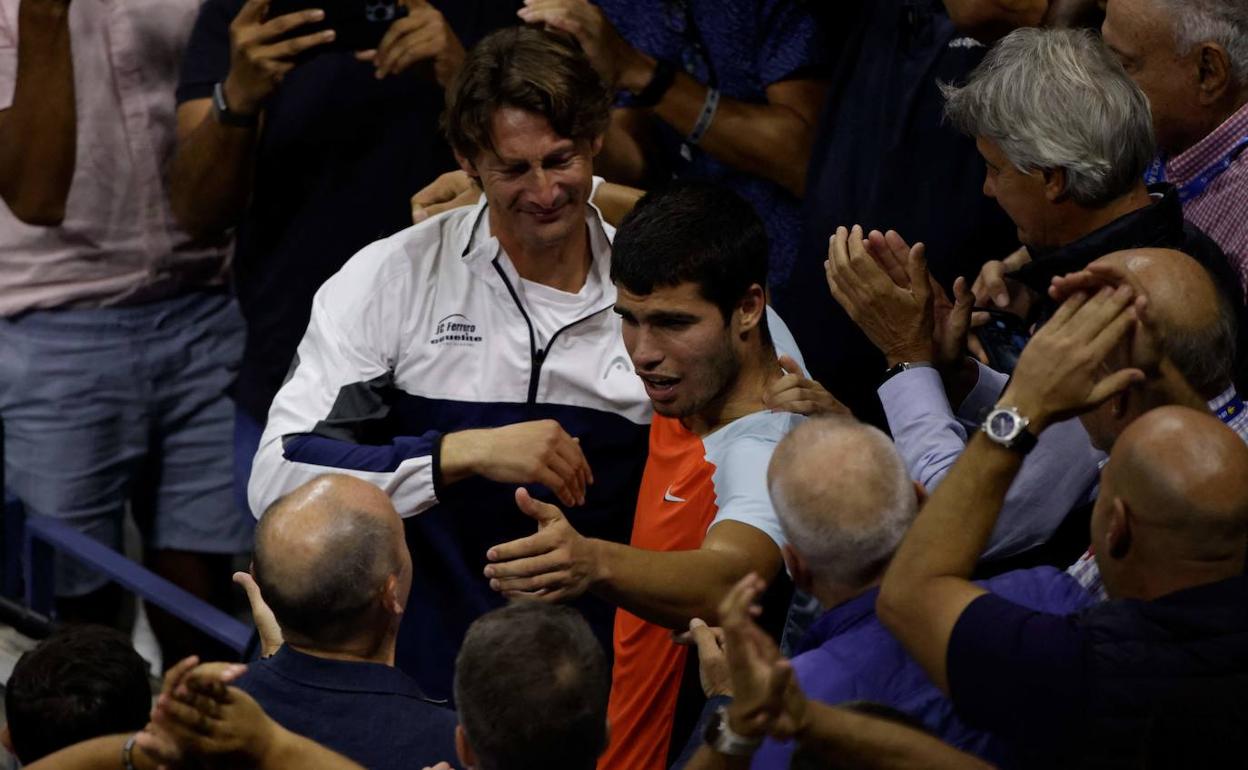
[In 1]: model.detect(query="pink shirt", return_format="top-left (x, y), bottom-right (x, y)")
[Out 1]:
top-left (0, 0), bottom-right (228, 317)
top-left (1166, 101), bottom-right (1248, 299)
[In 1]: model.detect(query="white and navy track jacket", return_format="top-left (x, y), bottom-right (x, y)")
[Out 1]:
top-left (249, 194), bottom-right (652, 698)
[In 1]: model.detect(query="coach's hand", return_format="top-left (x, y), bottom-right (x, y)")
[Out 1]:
top-left (440, 420), bottom-right (593, 507)
top-left (484, 488), bottom-right (599, 602)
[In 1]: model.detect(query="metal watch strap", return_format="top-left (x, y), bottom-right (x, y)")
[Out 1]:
top-left (212, 81), bottom-right (259, 128)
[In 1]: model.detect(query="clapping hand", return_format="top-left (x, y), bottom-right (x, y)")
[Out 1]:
top-left (720, 574), bottom-right (810, 741)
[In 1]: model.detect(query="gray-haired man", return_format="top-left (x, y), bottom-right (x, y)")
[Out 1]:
top-left (825, 27), bottom-right (1242, 565)
top-left (1102, 0), bottom-right (1248, 291)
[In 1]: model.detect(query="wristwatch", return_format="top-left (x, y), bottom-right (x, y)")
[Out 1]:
top-left (704, 705), bottom-right (763, 756)
top-left (881, 360), bottom-right (933, 385)
top-left (212, 81), bottom-right (259, 128)
top-left (981, 405), bottom-right (1038, 453)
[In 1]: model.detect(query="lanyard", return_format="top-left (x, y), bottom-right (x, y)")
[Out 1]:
top-left (1144, 136), bottom-right (1248, 203)
top-left (1216, 392), bottom-right (1246, 425)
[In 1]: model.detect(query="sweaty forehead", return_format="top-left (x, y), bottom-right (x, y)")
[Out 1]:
top-left (487, 107), bottom-right (576, 161)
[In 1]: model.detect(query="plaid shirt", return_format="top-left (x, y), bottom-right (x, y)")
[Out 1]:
top-left (1068, 386), bottom-right (1248, 598)
top-left (1168, 101), bottom-right (1248, 298)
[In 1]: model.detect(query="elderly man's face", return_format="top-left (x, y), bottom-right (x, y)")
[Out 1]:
top-left (976, 137), bottom-right (1062, 249)
top-left (466, 107), bottom-right (600, 254)
top-left (1102, 0), bottom-right (1201, 155)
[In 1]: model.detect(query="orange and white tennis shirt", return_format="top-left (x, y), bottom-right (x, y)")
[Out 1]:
top-left (600, 409), bottom-right (801, 770)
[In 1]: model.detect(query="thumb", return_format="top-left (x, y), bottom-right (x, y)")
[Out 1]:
top-left (1088, 368), bottom-right (1146, 406)
top-left (777, 354), bottom-right (805, 377)
top-left (688, 618), bottom-right (724, 661)
top-left (515, 487), bottom-right (563, 525)
top-left (233, 571), bottom-right (265, 608)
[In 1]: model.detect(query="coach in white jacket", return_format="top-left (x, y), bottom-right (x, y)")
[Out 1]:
top-left (249, 28), bottom-right (650, 699)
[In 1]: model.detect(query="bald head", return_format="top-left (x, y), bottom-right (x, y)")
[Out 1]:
top-left (767, 416), bottom-right (918, 588)
top-left (1101, 406), bottom-right (1248, 574)
top-left (254, 475), bottom-right (406, 647)
top-left (1091, 248), bottom-right (1236, 398)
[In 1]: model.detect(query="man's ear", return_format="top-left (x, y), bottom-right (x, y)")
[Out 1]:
top-left (736, 284), bottom-right (767, 338)
top-left (783, 544), bottom-right (814, 593)
top-left (1106, 497), bottom-right (1133, 560)
top-left (455, 150), bottom-right (481, 182)
top-left (590, 133), bottom-right (605, 158)
top-left (455, 724), bottom-right (477, 769)
top-left (1042, 167), bottom-right (1068, 203)
top-left (382, 574), bottom-right (404, 616)
top-left (1196, 42), bottom-right (1234, 106)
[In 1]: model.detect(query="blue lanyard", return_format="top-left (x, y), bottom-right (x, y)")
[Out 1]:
top-left (1216, 393), bottom-right (1246, 425)
top-left (1144, 135), bottom-right (1248, 203)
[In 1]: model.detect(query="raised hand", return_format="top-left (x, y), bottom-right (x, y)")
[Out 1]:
top-left (719, 574), bottom-right (809, 740)
top-left (440, 420), bottom-right (593, 508)
top-left (1000, 285), bottom-right (1147, 432)
top-left (234, 571), bottom-right (283, 657)
top-left (411, 170), bottom-right (480, 223)
top-left (931, 275), bottom-right (975, 370)
top-left (674, 618), bottom-right (733, 698)
top-left (763, 355), bottom-right (849, 416)
top-left (356, 0), bottom-right (464, 86)
top-left (826, 225), bottom-right (934, 367)
top-left (516, 0), bottom-right (650, 91)
top-left (224, 0), bottom-right (334, 116)
top-left (483, 488), bottom-right (598, 603)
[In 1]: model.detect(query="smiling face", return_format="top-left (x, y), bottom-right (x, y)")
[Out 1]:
top-left (614, 282), bottom-right (741, 419)
top-left (976, 136), bottom-right (1066, 248)
top-left (461, 107), bottom-right (601, 254)
top-left (1102, 0), bottom-right (1204, 155)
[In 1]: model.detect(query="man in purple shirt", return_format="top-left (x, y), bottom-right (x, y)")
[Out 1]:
top-left (676, 415), bottom-right (1094, 768)
top-left (877, 281), bottom-right (1248, 767)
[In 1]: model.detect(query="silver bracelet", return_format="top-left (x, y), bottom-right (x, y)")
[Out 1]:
top-left (685, 86), bottom-right (720, 146)
top-left (122, 733), bottom-right (139, 770)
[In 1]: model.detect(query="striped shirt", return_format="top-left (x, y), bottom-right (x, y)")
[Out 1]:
top-left (1167, 101), bottom-right (1248, 298)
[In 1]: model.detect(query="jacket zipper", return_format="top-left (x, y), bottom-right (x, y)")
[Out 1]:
top-left (492, 258), bottom-right (614, 404)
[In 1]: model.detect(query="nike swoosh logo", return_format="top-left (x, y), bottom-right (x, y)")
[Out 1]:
top-left (664, 487), bottom-right (686, 503)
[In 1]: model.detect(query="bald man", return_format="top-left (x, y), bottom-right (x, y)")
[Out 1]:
top-left (881, 247), bottom-right (1244, 568)
top-left (684, 416), bottom-right (1094, 769)
top-left (879, 278), bottom-right (1248, 766)
top-left (233, 474), bottom-right (456, 770)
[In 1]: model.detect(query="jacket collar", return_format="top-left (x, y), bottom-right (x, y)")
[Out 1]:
top-left (1014, 184), bottom-right (1184, 295)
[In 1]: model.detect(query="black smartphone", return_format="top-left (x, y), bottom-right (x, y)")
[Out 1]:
top-left (974, 308), bottom-right (1031, 375)
top-left (267, 0), bottom-right (408, 53)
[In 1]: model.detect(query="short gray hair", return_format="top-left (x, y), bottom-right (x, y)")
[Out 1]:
top-left (942, 27), bottom-right (1155, 207)
top-left (767, 417), bottom-right (917, 588)
top-left (1160, 0), bottom-right (1248, 84)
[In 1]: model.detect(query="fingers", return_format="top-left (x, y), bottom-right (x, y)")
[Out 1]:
top-left (161, 655), bottom-right (201, 697)
top-left (513, 487), bottom-right (564, 526)
top-left (865, 229), bottom-right (910, 288)
top-left (253, 29), bottom-right (336, 63)
top-left (237, 0), bottom-right (273, 25)
top-left (718, 573), bottom-right (766, 632)
top-left (376, 26), bottom-right (441, 78)
top-left (552, 434), bottom-right (592, 505)
top-left (974, 260), bottom-right (1011, 308)
top-left (232, 570), bottom-right (267, 615)
top-left (1087, 367), bottom-right (1146, 405)
top-left (687, 618), bottom-right (726, 662)
top-left (776, 354), bottom-right (804, 377)
top-left (411, 170), bottom-right (473, 222)
top-left (485, 547), bottom-right (565, 582)
top-left (256, 8), bottom-right (326, 42)
top-left (904, 241), bottom-right (930, 305)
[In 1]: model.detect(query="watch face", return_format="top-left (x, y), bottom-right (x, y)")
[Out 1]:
top-left (988, 410), bottom-right (1018, 438)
